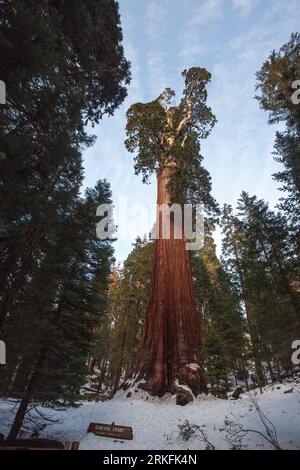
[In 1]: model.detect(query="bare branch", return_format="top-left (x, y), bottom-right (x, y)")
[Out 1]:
top-left (225, 394), bottom-right (282, 450)
top-left (176, 101), bottom-right (192, 136)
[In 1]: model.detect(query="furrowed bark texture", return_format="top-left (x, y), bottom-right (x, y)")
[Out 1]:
top-left (135, 166), bottom-right (207, 398)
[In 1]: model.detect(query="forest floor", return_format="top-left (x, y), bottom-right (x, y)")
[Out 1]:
top-left (0, 376), bottom-right (300, 450)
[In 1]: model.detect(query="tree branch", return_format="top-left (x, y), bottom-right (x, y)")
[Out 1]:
top-left (176, 101), bottom-right (192, 135)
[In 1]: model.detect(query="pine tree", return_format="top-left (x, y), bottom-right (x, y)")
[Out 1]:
top-left (0, 1), bottom-right (130, 439)
top-left (221, 193), bottom-right (300, 387)
top-left (191, 230), bottom-right (246, 397)
top-left (6, 180), bottom-right (114, 440)
top-left (237, 192), bottom-right (300, 373)
top-left (90, 237), bottom-right (153, 396)
top-left (221, 202), bottom-right (266, 387)
top-left (0, 0), bottom-right (130, 333)
top-left (256, 33), bottom-right (300, 269)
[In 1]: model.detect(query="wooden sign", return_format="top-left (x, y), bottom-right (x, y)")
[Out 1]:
top-left (87, 422), bottom-right (133, 440)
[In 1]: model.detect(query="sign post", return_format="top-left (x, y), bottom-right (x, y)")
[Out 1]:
top-left (87, 422), bottom-right (133, 440)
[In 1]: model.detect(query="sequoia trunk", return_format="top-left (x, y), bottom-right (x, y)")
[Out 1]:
top-left (135, 166), bottom-right (207, 398)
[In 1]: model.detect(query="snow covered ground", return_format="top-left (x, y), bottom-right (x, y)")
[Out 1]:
top-left (1, 378), bottom-right (300, 450)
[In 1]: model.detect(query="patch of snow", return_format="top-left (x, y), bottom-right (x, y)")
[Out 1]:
top-left (0, 376), bottom-right (300, 450)
top-left (174, 379), bottom-right (195, 397)
top-left (186, 363), bottom-right (200, 371)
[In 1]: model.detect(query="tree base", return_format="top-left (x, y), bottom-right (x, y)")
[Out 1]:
top-left (175, 387), bottom-right (193, 406)
top-left (120, 363), bottom-right (208, 405)
top-left (177, 364), bottom-right (208, 397)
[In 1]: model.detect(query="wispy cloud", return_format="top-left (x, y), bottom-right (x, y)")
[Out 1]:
top-left (180, 0), bottom-right (223, 62)
top-left (190, 0), bottom-right (223, 26)
top-left (83, 0), bottom-right (300, 261)
top-left (145, 0), bottom-right (169, 41)
top-left (147, 50), bottom-right (168, 98)
top-left (203, 0), bottom-right (300, 219)
top-left (232, 0), bottom-right (258, 17)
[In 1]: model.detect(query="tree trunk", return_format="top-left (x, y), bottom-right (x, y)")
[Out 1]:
top-left (244, 300), bottom-right (265, 389)
top-left (133, 166), bottom-right (207, 398)
top-left (96, 358), bottom-right (108, 396)
top-left (266, 358), bottom-right (275, 382)
top-left (7, 348), bottom-right (47, 441)
top-left (113, 326), bottom-right (128, 394)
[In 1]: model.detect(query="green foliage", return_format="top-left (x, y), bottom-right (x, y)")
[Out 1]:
top-left (0, 180), bottom-right (114, 403)
top-left (90, 237), bottom-right (154, 394)
top-left (180, 68), bottom-right (216, 138)
top-left (125, 99), bottom-right (167, 182)
top-left (0, 0), bottom-right (130, 128)
top-left (192, 231), bottom-right (246, 397)
top-left (256, 33), bottom-right (300, 125)
top-left (125, 68), bottom-right (219, 218)
top-left (0, 1), bottom-right (129, 438)
top-left (221, 192), bottom-right (300, 378)
top-left (256, 33), bottom-right (300, 265)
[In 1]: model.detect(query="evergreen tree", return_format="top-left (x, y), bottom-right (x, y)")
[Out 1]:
top-left (0, 0), bottom-right (130, 439)
top-left (125, 68), bottom-right (218, 401)
top-left (191, 231), bottom-right (246, 397)
top-left (0, 0), bottom-right (130, 333)
top-left (221, 193), bottom-right (300, 387)
top-left (256, 33), bottom-right (300, 265)
top-left (5, 180), bottom-right (114, 439)
top-left (90, 237), bottom-right (153, 396)
top-left (221, 202), bottom-right (266, 387)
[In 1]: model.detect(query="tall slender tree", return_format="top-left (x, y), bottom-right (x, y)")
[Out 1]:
top-left (0, 0), bottom-right (130, 438)
top-left (221, 203), bottom-right (266, 387)
top-left (222, 192), bottom-right (300, 385)
top-left (6, 180), bottom-right (114, 440)
top-left (0, 0), bottom-right (130, 333)
top-left (256, 33), bottom-right (300, 261)
top-left (192, 232), bottom-right (246, 397)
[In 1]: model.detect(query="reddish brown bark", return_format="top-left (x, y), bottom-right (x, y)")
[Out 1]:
top-left (113, 326), bottom-right (128, 394)
top-left (134, 166), bottom-right (207, 398)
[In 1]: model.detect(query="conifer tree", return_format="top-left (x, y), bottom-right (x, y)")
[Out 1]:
top-left (192, 231), bottom-right (246, 397)
top-left (0, 0), bottom-right (130, 333)
top-left (91, 238), bottom-right (153, 396)
top-left (222, 193), bottom-right (300, 386)
top-left (125, 68), bottom-right (218, 401)
top-left (256, 33), bottom-right (300, 266)
top-left (6, 180), bottom-right (114, 440)
top-left (0, 0), bottom-right (130, 439)
top-left (221, 203), bottom-right (266, 387)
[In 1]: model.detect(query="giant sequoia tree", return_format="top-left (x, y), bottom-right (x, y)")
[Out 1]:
top-left (125, 68), bottom-right (218, 401)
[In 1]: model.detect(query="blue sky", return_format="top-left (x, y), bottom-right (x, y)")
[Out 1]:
top-left (83, 0), bottom-right (300, 261)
